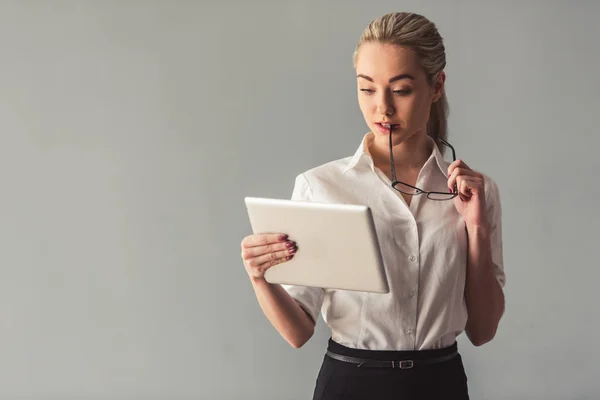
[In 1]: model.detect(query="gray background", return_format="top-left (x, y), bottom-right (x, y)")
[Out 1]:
top-left (0, 0), bottom-right (598, 399)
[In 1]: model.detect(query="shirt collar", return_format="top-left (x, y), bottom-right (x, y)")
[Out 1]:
top-left (342, 132), bottom-right (449, 176)
top-left (342, 133), bottom-right (374, 174)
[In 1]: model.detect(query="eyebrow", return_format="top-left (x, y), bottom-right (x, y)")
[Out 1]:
top-left (357, 73), bottom-right (415, 83)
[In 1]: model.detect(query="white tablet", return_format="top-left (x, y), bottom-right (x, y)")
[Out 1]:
top-left (244, 197), bottom-right (389, 294)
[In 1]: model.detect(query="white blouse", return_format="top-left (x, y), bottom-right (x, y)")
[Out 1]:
top-left (283, 132), bottom-right (505, 351)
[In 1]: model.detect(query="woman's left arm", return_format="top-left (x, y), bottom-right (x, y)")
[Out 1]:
top-left (447, 160), bottom-right (506, 347)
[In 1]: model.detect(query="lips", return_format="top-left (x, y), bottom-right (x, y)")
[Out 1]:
top-left (375, 122), bottom-right (399, 134)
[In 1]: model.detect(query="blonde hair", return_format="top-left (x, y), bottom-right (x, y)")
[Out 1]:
top-left (353, 12), bottom-right (449, 145)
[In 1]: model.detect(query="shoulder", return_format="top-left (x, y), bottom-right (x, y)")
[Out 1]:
top-left (294, 156), bottom-right (354, 187)
top-left (291, 156), bottom-right (355, 202)
top-left (480, 171), bottom-right (499, 194)
top-left (479, 171), bottom-right (501, 210)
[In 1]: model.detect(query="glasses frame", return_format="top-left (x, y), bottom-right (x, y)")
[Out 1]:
top-left (388, 131), bottom-right (458, 201)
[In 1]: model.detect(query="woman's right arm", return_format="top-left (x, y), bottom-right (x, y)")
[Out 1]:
top-left (241, 233), bottom-right (315, 348)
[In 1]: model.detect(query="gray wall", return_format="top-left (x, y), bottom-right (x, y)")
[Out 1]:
top-left (0, 1), bottom-right (598, 399)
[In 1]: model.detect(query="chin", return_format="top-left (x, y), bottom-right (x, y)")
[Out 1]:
top-left (372, 126), bottom-right (404, 141)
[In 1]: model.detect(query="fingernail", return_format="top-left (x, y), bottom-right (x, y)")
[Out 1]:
top-left (289, 247), bottom-right (297, 255)
top-left (285, 241), bottom-right (296, 248)
top-left (279, 235), bottom-right (288, 242)
top-left (286, 255), bottom-right (293, 260)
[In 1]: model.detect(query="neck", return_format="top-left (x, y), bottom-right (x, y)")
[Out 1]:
top-left (369, 131), bottom-right (433, 171)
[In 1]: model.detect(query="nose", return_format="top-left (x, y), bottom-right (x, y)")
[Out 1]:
top-left (377, 92), bottom-right (395, 117)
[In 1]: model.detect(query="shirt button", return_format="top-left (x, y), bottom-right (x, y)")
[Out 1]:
top-left (409, 255), bottom-right (416, 262)
top-left (408, 291), bottom-right (415, 298)
top-left (405, 328), bottom-right (413, 335)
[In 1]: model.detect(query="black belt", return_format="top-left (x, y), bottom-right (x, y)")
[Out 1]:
top-left (326, 350), bottom-right (458, 369)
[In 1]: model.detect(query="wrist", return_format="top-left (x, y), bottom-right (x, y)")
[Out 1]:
top-left (250, 275), bottom-right (269, 286)
top-left (465, 223), bottom-right (494, 275)
top-left (465, 222), bottom-right (491, 238)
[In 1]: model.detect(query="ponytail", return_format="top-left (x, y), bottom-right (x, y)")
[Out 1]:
top-left (427, 91), bottom-right (449, 153)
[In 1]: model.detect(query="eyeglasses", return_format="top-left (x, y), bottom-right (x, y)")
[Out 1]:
top-left (388, 130), bottom-right (458, 201)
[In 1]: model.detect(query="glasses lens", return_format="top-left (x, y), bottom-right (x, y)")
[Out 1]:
top-left (393, 182), bottom-right (417, 195)
top-left (427, 192), bottom-right (456, 201)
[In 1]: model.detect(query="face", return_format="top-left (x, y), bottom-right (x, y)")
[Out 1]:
top-left (354, 42), bottom-right (444, 146)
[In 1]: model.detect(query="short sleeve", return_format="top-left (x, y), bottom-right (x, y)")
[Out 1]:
top-left (485, 176), bottom-right (506, 288)
top-left (281, 173), bottom-right (325, 323)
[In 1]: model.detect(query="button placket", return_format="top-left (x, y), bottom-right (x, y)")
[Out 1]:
top-left (407, 218), bottom-right (420, 347)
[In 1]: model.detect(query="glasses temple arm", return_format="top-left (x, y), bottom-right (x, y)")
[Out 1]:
top-left (388, 126), bottom-right (397, 181)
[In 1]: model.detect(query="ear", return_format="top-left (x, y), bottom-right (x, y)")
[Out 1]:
top-left (431, 71), bottom-right (446, 102)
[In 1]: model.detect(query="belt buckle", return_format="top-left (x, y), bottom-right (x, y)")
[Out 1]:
top-left (398, 360), bottom-right (414, 369)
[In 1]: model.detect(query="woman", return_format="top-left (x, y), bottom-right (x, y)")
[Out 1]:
top-left (240, 12), bottom-right (506, 400)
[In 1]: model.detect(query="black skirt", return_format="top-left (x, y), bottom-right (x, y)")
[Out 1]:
top-left (312, 338), bottom-right (469, 400)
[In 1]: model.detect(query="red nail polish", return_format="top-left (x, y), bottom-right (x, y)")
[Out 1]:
top-left (279, 235), bottom-right (288, 242)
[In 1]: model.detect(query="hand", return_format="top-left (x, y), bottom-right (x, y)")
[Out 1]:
top-left (241, 233), bottom-right (298, 280)
top-left (447, 160), bottom-right (488, 229)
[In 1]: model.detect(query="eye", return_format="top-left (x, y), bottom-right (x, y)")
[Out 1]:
top-left (393, 89), bottom-right (413, 96)
top-left (360, 88), bottom-right (374, 94)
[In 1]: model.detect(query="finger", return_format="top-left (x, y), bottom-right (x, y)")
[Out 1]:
top-left (447, 167), bottom-right (465, 191)
top-left (251, 246), bottom-right (297, 267)
top-left (245, 251), bottom-right (294, 276)
top-left (246, 253), bottom-right (293, 279)
top-left (455, 176), bottom-right (470, 201)
top-left (256, 254), bottom-right (295, 276)
top-left (447, 167), bottom-right (480, 190)
top-left (447, 159), bottom-right (467, 176)
top-left (242, 233), bottom-right (288, 249)
top-left (242, 240), bottom-right (296, 260)
top-left (456, 176), bottom-right (483, 199)
top-left (463, 177), bottom-right (484, 195)
top-left (447, 159), bottom-right (472, 178)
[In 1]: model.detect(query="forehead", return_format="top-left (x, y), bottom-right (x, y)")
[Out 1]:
top-left (355, 42), bottom-right (422, 79)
